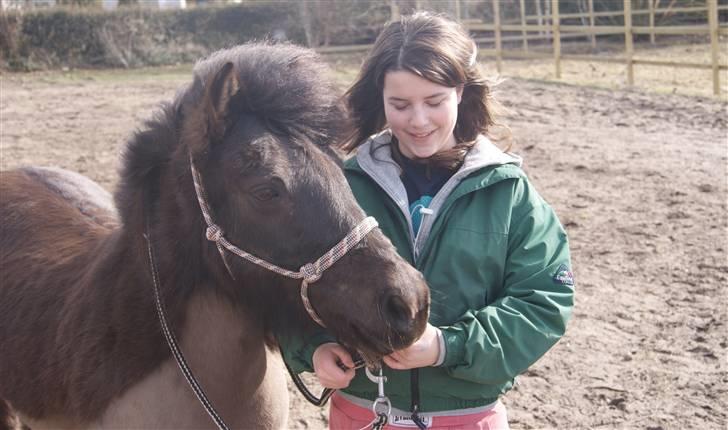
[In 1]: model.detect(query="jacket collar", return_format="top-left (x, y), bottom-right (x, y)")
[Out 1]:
top-left (347, 129), bottom-right (522, 188)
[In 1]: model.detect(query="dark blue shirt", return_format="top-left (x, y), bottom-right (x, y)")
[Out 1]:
top-left (399, 156), bottom-right (453, 236)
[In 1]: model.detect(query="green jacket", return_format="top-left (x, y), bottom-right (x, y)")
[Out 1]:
top-left (281, 131), bottom-right (574, 412)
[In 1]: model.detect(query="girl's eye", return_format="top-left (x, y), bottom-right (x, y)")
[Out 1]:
top-left (393, 105), bottom-right (408, 111)
top-left (427, 100), bottom-right (443, 107)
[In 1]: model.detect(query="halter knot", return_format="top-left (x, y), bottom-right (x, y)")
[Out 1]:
top-left (206, 224), bottom-right (224, 242)
top-left (300, 263), bottom-right (321, 283)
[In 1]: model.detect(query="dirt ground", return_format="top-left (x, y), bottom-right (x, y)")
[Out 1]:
top-left (1, 56), bottom-right (726, 429)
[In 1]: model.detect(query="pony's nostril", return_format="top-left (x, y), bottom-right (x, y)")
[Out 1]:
top-left (382, 293), bottom-right (414, 334)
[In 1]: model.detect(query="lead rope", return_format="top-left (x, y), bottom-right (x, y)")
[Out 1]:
top-left (144, 214), bottom-right (229, 430)
top-left (282, 348), bottom-right (367, 407)
top-left (410, 369), bottom-right (427, 430)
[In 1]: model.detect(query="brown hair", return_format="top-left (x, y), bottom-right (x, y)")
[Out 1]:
top-left (340, 12), bottom-right (510, 169)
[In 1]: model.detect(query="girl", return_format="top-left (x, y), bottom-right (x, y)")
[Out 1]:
top-left (283, 12), bottom-right (574, 430)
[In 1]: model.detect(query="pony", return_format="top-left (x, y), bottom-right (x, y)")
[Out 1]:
top-left (0, 43), bottom-right (430, 429)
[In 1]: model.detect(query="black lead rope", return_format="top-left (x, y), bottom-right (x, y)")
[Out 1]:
top-left (281, 346), bottom-right (366, 407)
top-left (410, 369), bottom-right (428, 430)
top-left (281, 346), bottom-right (335, 407)
top-left (144, 211), bottom-right (230, 430)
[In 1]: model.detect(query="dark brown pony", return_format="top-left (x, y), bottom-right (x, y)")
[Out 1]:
top-left (0, 43), bottom-right (429, 429)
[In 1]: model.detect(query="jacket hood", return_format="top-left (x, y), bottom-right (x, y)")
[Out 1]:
top-left (351, 129), bottom-right (521, 183)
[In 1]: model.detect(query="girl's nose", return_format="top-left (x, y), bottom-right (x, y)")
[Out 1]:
top-left (409, 106), bottom-right (428, 127)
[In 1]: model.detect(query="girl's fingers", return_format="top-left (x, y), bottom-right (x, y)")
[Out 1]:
top-left (318, 375), bottom-right (338, 388)
top-left (333, 347), bottom-right (355, 369)
top-left (390, 351), bottom-right (412, 365)
top-left (383, 355), bottom-right (405, 369)
top-left (324, 364), bottom-right (347, 379)
top-left (321, 363), bottom-right (355, 388)
top-left (388, 351), bottom-right (401, 362)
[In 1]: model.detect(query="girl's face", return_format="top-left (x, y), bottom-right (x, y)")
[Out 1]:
top-left (382, 70), bottom-right (462, 160)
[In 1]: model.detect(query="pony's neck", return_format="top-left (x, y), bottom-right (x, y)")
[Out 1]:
top-left (79, 289), bottom-right (287, 429)
top-left (52, 179), bottom-right (212, 419)
top-left (114, 158), bottom-right (311, 352)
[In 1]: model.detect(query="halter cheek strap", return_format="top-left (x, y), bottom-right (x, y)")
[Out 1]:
top-left (189, 156), bottom-right (379, 327)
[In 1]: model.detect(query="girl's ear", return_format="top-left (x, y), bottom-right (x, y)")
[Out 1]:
top-left (456, 85), bottom-right (464, 104)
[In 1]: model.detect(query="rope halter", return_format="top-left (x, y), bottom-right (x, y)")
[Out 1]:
top-left (189, 156), bottom-right (378, 327)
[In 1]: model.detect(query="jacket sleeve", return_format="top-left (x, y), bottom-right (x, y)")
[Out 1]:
top-left (277, 329), bottom-right (336, 374)
top-left (438, 178), bottom-right (574, 384)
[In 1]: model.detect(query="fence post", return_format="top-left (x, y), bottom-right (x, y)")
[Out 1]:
top-left (390, 0), bottom-right (400, 22)
top-left (648, 0), bottom-right (656, 44)
top-left (493, 0), bottom-right (502, 73)
top-left (552, 0), bottom-right (561, 79)
top-left (588, 0), bottom-right (596, 48)
top-left (536, 0), bottom-right (544, 36)
top-left (624, 0), bottom-right (634, 86)
top-left (708, 0), bottom-right (720, 96)
top-left (455, 0), bottom-right (461, 22)
top-left (519, 0), bottom-right (528, 52)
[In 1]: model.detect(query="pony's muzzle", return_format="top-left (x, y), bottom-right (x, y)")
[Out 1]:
top-left (381, 292), bottom-right (416, 335)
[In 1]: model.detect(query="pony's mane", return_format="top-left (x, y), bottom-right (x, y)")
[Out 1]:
top-left (115, 42), bottom-right (345, 224)
top-left (189, 42), bottom-right (345, 144)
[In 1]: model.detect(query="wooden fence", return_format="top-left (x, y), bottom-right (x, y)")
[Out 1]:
top-left (317, 0), bottom-right (728, 97)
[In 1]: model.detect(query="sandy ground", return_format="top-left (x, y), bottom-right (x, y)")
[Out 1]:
top-left (1, 59), bottom-right (726, 429)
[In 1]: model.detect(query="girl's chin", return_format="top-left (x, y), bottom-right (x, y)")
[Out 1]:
top-left (403, 147), bottom-right (438, 159)
top-left (412, 152), bottom-right (437, 159)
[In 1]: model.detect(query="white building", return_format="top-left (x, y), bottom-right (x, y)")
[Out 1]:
top-left (2, 0), bottom-right (57, 10)
top-left (1, 0), bottom-right (186, 10)
top-left (103, 0), bottom-right (186, 10)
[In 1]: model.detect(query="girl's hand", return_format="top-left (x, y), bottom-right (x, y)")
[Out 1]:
top-left (383, 323), bottom-right (441, 370)
top-left (312, 343), bottom-right (356, 389)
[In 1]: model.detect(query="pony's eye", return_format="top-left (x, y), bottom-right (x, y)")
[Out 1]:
top-left (252, 186), bottom-right (279, 202)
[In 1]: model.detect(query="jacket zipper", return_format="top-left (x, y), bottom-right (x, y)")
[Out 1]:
top-left (412, 207), bottom-right (433, 263)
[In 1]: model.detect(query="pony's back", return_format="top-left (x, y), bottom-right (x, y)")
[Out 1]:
top-left (0, 167), bottom-right (117, 416)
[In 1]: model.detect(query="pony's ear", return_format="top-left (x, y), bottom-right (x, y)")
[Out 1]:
top-left (207, 62), bottom-right (240, 130)
top-left (184, 62), bottom-right (240, 158)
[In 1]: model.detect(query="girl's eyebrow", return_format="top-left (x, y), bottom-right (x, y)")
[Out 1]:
top-left (387, 92), bottom-right (448, 102)
top-left (424, 92), bottom-right (448, 100)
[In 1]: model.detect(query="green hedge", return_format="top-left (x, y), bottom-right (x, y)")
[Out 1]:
top-left (0, 4), bottom-right (309, 70)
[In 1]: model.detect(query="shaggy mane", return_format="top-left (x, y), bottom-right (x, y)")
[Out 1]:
top-left (190, 42), bottom-right (344, 143)
top-left (116, 42), bottom-right (345, 226)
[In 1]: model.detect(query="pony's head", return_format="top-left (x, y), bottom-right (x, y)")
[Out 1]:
top-left (121, 43), bottom-right (429, 362)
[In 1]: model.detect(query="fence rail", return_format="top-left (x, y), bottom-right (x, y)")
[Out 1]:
top-left (507, 4), bottom-right (728, 22)
top-left (317, 0), bottom-right (727, 97)
top-left (464, 0), bottom-right (726, 96)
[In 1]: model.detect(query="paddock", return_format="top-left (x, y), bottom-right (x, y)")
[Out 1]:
top-left (1, 60), bottom-right (725, 428)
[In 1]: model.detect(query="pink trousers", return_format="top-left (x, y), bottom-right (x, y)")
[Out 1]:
top-left (328, 392), bottom-right (510, 430)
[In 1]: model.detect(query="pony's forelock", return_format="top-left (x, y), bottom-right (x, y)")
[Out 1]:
top-left (190, 43), bottom-right (344, 147)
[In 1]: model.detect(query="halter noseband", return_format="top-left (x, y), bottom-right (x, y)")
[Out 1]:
top-left (189, 155), bottom-right (378, 327)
